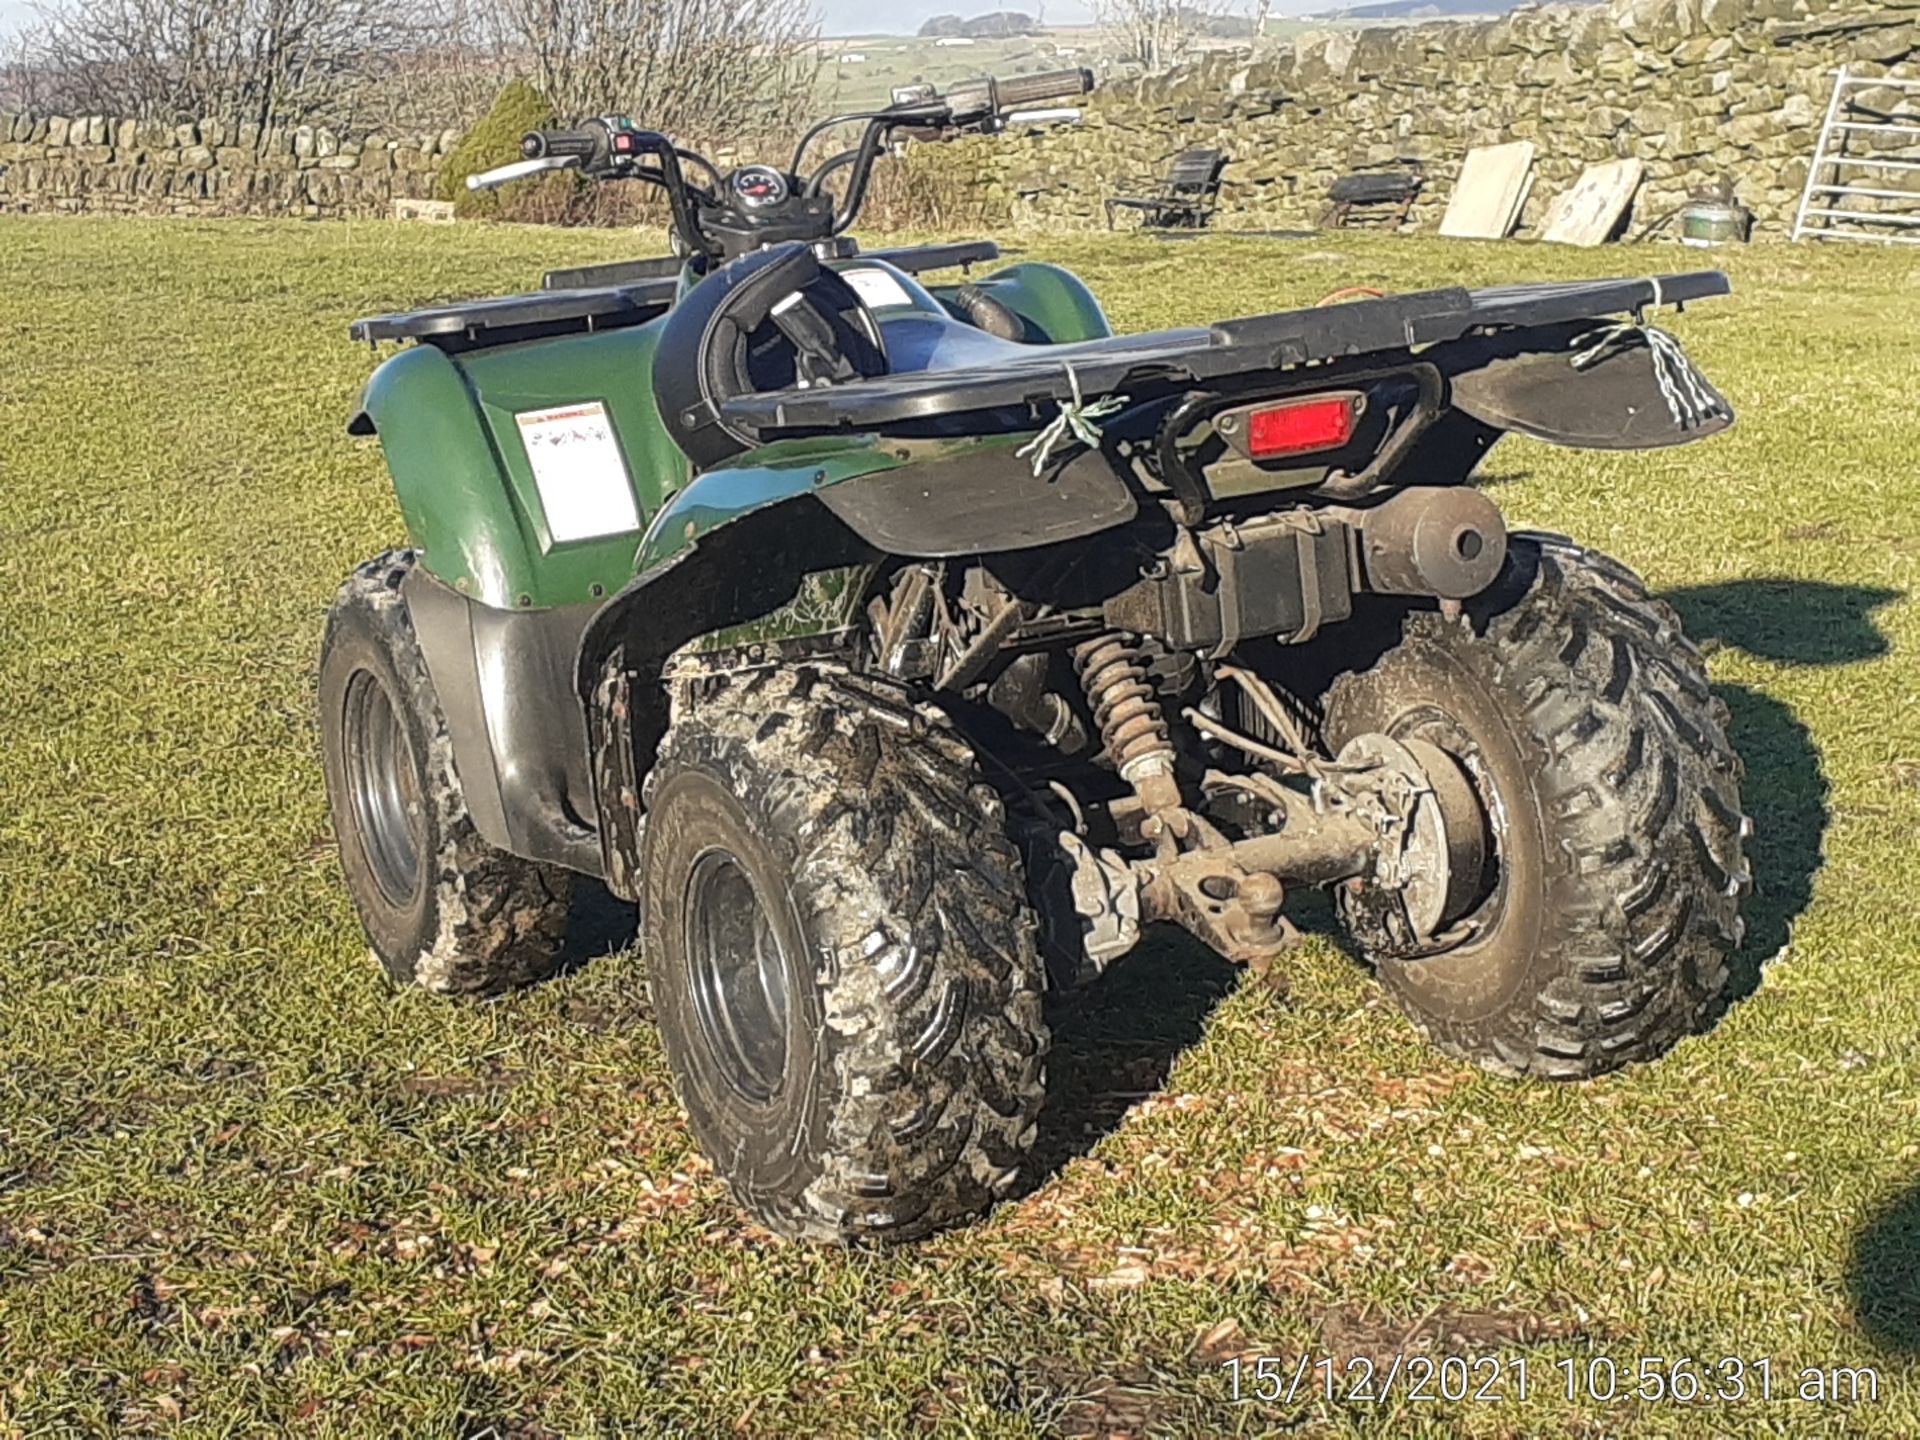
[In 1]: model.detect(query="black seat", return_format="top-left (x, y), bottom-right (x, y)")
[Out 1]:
top-left (1105, 150), bottom-right (1229, 231)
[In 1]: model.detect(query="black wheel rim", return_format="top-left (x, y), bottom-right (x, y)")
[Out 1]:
top-left (684, 849), bottom-right (793, 1105)
top-left (343, 668), bottom-right (424, 908)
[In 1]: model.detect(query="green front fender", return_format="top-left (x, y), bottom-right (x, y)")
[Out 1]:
top-left (929, 261), bottom-right (1112, 344)
top-left (355, 344), bottom-right (534, 608)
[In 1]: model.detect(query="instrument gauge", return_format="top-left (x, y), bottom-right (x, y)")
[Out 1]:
top-left (730, 166), bottom-right (790, 209)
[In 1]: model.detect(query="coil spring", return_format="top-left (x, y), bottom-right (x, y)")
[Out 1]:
top-left (1074, 634), bottom-right (1173, 776)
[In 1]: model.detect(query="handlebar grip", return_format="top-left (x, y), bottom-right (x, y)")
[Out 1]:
top-left (522, 127), bottom-right (603, 162)
top-left (992, 67), bottom-right (1095, 111)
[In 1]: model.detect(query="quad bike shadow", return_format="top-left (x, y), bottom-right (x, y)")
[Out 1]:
top-left (1023, 934), bottom-right (1239, 1190)
top-left (1668, 579), bottom-right (1920, 1370)
top-left (1660, 578), bottom-right (1898, 1008)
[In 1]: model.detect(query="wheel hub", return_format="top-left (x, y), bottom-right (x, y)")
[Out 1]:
top-left (343, 668), bottom-right (424, 907)
top-left (684, 849), bottom-right (793, 1106)
top-left (1334, 732), bottom-right (1489, 941)
top-left (1054, 720), bottom-right (1496, 969)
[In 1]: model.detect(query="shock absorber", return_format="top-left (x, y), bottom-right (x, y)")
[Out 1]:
top-left (1074, 633), bottom-right (1183, 815)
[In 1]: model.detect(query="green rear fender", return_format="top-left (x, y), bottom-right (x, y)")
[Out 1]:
top-left (576, 428), bottom-right (1138, 692)
top-left (632, 436), bottom-right (904, 575)
top-left (353, 325), bottom-right (685, 611)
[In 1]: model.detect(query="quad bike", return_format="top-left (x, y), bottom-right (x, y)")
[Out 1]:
top-left (322, 69), bottom-right (1751, 1243)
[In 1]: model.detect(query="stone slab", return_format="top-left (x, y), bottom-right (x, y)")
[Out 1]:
top-left (1540, 158), bottom-right (1647, 243)
top-left (1440, 140), bottom-right (1537, 238)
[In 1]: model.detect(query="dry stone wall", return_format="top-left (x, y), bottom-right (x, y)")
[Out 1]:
top-left (0, 114), bottom-right (459, 218)
top-left (0, 0), bottom-right (1914, 230)
top-left (962, 0), bottom-right (1920, 233)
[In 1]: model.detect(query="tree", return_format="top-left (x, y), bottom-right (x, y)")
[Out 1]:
top-left (485, 0), bottom-right (821, 145)
top-left (435, 76), bottom-right (554, 216)
top-left (12, 0), bottom-right (452, 132)
top-left (1094, 0), bottom-right (1224, 73)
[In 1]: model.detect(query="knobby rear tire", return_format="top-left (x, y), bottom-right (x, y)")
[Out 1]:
top-left (1323, 533), bottom-right (1749, 1079)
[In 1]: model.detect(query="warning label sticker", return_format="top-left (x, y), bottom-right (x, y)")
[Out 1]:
top-left (514, 401), bottom-right (641, 544)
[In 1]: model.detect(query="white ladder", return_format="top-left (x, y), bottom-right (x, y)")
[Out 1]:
top-left (1793, 67), bottom-right (1920, 245)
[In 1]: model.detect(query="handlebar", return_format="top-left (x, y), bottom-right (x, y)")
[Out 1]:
top-left (522, 127), bottom-right (605, 162)
top-left (471, 70), bottom-right (1097, 258)
top-left (466, 155), bottom-right (580, 191)
top-left (944, 67), bottom-right (1094, 123)
top-left (997, 67), bottom-right (1096, 108)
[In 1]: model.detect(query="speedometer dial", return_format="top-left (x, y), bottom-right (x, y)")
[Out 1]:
top-left (729, 166), bottom-right (790, 209)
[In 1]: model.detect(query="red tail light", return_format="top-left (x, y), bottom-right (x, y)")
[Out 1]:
top-left (1244, 395), bottom-right (1357, 459)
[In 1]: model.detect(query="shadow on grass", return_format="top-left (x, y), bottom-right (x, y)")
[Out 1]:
top-left (1661, 579), bottom-right (1898, 1007)
top-left (1851, 1184), bottom-right (1920, 1355)
top-left (558, 879), bottom-right (639, 973)
top-left (1710, 683), bottom-right (1822, 1007)
top-left (1470, 467), bottom-right (1533, 489)
top-left (1663, 578), bottom-right (1898, 668)
top-left (1023, 931), bottom-right (1240, 1190)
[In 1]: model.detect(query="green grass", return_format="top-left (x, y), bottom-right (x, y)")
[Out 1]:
top-left (1, 216), bottom-right (1918, 1437)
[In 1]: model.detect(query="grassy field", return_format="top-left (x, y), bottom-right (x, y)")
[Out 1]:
top-left (1, 215), bottom-right (1917, 1437)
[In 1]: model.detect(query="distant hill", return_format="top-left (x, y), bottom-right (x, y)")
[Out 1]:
top-left (918, 10), bottom-right (1042, 37)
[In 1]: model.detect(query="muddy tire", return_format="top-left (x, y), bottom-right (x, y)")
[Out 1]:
top-left (319, 551), bottom-right (573, 995)
top-left (1322, 533), bottom-right (1748, 1079)
top-left (641, 664), bottom-right (1047, 1244)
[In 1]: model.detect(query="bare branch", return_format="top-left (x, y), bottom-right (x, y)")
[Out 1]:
top-left (488, 0), bottom-right (822, 147)
top-left (1093, 0), bottom-right (1224, 74)
top-left (14, 0), bottom-right (472, 131)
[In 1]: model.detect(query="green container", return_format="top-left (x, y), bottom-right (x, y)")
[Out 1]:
top-left (1680, 200), bottom-right (1751, 246)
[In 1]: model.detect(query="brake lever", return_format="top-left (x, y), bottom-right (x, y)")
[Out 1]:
top-left (465, 155), bottom-right (581, 191)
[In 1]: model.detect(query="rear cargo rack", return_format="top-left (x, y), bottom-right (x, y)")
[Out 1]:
top-left (720, 272), bottom-right (1730, 432)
